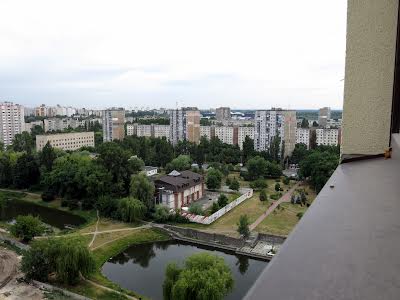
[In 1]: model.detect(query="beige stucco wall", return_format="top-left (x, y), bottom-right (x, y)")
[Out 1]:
top-left (341, 0), bottom-right (398, 157)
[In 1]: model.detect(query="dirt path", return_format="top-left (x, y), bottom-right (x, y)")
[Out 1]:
top-left (83, 277), bottom-right (138, 300)
top-left (0, 249), bottom-right (45, 300)
top-left (0, 188), bottom-right (41, 198)
top-left (249, 183), bottom-right (299, 231)
top-left (88, 210), bottom-right (99, 248)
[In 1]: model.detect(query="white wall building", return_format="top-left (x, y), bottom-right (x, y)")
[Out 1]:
top-left (296, 128), bottom-right (310, 149)
top-left (214, 126), bottom-right (234, 144)
top-left (153, 125), bottom-right (170, 139)
top-left (136, 124), bottom-right (152, 137)
top-left (0, 102), bottom-right (25, 147)
top-left (237, 126), bottom-right (255, 150)
top-left (36, 132), bottom-right (95, 151)
top-left (316, 128), bottom-right (339, 146)
top-left (44, 118), bottom-right (85, 132)
top-left (200, 126), bottom-right (213, 140)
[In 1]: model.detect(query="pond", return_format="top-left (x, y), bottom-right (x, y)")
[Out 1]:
top-left (0, 199), bottom-right (86, 229)
top-left (102, 240), bottom-right (268, 300)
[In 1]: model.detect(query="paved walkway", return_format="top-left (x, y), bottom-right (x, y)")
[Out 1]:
top-left (249, 183), bottom-right (299, 231)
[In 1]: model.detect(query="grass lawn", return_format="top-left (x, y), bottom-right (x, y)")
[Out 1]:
top-left (254, 202), bottom-right (307, 236)
top-left (79, 218), bottom-right (141, 234)
top-left (63, 281), bottom-right (129, 300)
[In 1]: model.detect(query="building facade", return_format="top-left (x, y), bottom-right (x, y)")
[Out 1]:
top-left (43, 118), bottom-right (85, 132)
top-left (103, 108), bottom-right (125, 141)
top-left (254, 109), bottom-right (296, 157)
top-left (214, 126), bottom-right (235, 144)
top-left (237, 126), bottom-right (255, 150)
top-left (36, 132), bottom-right (95, 151)
top-left (296, 128), bottom-right (310, 149)
top-left (318, 107), bottom-right (332, 128)
top-left (316, 128), bottom-right (339, 146)
top-left (155, 170), bottom-right (205, 210)
top-left (0, 102), bottom-right (25, 147)
top-left (216, 107), bottom-right (231, 121)
top-left (169, 108), bottom-right (200, 145)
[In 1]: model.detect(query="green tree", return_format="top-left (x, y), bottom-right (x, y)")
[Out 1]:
top-left (229, 177), bottom-right (240, 191)
top-left (153, 205), bottom-right (171, 222)
top-left (127, 156), bottom-right (145, 175)
top-left (21, 237), bottom-right (95, 285)
top-left (237, 215), bottom-right (250, 237)
top-left (39, 142), bottom-right (57, 172)
top-left (10, 131), bottom-right (34, 153)
top-left (269, 134), bottom-right (281, 162)
top-left (118, 197), bottom-right (147, 222)
top-left (211, 202), bottom-right (220, 214)
top-left (265, 161), bottom-right (282, 178)
top-left (188, 203), bottom-right (204, 215)
top-left (205, 168), bottom-right (223, 190)
top-left (217, 194), bottom-right (228, 207)
top-left (130, 173), bottom-right (155, 208)
top-left (290, 143), bottom-right (309, 165)
top-left (246, 156), bottom-right (268, 181)
top-left (310, 130), bottom-right (317, 150)
top-left (283, 177), bottom-right (290, 185)
top-left (300, 118), bottom-right (309, 128)
top-left (274, 183), bottom-right (281, 191)
top-left (242, 136), bottom-right (254, 162)
top-left (259, 189), bottom-right (268, 201)
top-left (163, 253), bottom-right (234, 300)
top-left (249, 178), bottom-right (267, 190)
top-left (10, 215), bottom-right (45, 242)
top-left (165, 155), bottom-right (192, 173)
top-left (13, 153), bottom-right (40, 188)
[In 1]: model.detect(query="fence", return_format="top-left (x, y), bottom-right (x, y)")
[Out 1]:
top-left (182, 188), bottom-right (253, 224)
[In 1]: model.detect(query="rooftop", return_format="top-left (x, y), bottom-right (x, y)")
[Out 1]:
top-left (155, 170), bottom-right (203, 192)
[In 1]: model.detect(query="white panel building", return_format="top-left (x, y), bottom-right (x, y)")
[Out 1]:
top-left (316, 128), bottom-right (339, 146)
top-left (0, 102), bottom-right (24, 147)
top-left (200, 126), bottom-right (213, 140)
top-left (296, 128), bottom-right (310, 149)
top-left (36, 132), bottom-right (95, 151)
top-left (214, 126), bottom-right (234, 144)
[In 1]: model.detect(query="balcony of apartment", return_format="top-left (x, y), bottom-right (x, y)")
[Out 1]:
top-left (245, 0), bottom-right (400, 299)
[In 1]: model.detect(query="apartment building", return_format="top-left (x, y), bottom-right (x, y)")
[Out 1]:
top-left (316, 128), bottom-right (339, 146)
top-left (318, 107), bottom-right (332, 127)
top-left (169, 108), bottom-right (200, 145)
top-left (237, 126), bottom-right (255, 150)
top-left (254, 109), bottom-right (296, 157)
top-left (24, 120), bottom-right (44, 133)
top-left (136, 124), bottom-right (152, 137)
top-left (216, 107), bottom-right (231, 121)
top-left (200, 125), bottom-right (214, 140)
top-left (44, 118), bottom-right (85, 132)
top-left (0, 102), bottom-right (25, 147)
top-left (36, 132), bottom-right (94, 151)
top-left (296, 128), bottom-right (310, 149)
top-left (214, 126), bottom-right (235, 144)
top-left (103, 108), bottom-right (125, 141)
top-left (153, 125), bottom-right (170, 139)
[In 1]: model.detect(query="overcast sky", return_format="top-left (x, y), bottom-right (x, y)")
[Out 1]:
top-left (0, 0), bottom-right (347, 110)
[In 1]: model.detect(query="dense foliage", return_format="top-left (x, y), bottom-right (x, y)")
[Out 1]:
top-left (21, 237), bottom-right (95, 284)
top-left (10, 215), bottom-right (46, 242)
top-left (163, 253), bottom-right (234, 300)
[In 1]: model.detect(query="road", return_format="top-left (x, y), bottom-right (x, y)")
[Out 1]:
top-left (249, 183), bottom-right (299, 231)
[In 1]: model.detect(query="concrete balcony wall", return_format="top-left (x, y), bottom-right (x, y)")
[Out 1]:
top-left (341, 0), bottom-right (398, 158)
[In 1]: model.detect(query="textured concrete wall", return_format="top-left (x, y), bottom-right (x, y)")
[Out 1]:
top-left (341, 0), bottom-right (398, 157)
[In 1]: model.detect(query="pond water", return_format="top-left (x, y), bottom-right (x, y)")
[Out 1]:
top-left (102, 240), bottom-right (268, 300)
top-left (0, 199), bottom-right (86, 229)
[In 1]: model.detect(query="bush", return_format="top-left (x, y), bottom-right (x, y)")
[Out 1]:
top-left (217, 194), bottom-right (228, 207)
top-left (225, 177), bottom-right (232, 186)
top-left (297, 212), bottom-right (304, 219)
top-left (229, 177), bottom-right (240, 191)
top-left (189, 203), bottom-right (204, 215)
top-left (283, 177), bottom-right (290, 185)
top-left (96, 195), bottom-right (120, 219)
top-left (270, 193), bottom-right (282, 200)
top-left (259, 189), bottom-right (268, 202)
top-left (118, 197), bottom-right (147, 222)
top-left (153, 205), bottom-right (171, 223)
top-left (274, 183), bottom-right (281, 192)
top-left (61, 199), bottom-right (68, 207)
top-left (249, 178), bottom-right (267, 190)
top-left (237, 215), bottom-right (250, 237)
top-left (10, 215), bottom-right (45, 242)
top-left (41, 191), bottom-right (55, 202)
top-left (211, 202), bottom-right (220, 214)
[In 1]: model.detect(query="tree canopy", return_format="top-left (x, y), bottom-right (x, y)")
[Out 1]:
top-left (163, 252), bottom-right (234, 300)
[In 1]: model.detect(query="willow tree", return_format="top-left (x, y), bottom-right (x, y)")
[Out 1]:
top-left (163, 253), bottom-right (234, 300)
top-left (21, 237), bottom-right (95, 285)
top-left (118, 197), bottom-right (147, 222)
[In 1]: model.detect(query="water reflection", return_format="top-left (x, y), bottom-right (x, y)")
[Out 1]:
top-left (102, 240), bottom-right (267, 300)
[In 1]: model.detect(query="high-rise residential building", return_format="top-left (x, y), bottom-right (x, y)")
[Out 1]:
top-left (200, 125), bottom-right (214, 140)
top-left (153, 125), bottom-right (170, 139)
top-left (254, 109), bottom-right (296, 158)
top-left (36, 132), bottom-right (94, 151)
top-left (169, 107), bottom-right (200, 145)
top-left (103, 108), bottom-right (125, 141)
top-left (237, 126), bottom-right (255, 150)
top-left (316, 128), bottom-right (339, 146)
top-left (35, 104), bottom-right (48, 117)
top-left (296, 128), bottom-right (310, 149)
top-left (0, 102), bottom-right (25, 147)
top-left (214, 126), bottom-right (235, 144)
top-left (216, 107), bottom-right (231, 121)
top-left (43, 118), bottom-right (85, 132)
top-left (126, 123), bottom-right (170, 140)
top-left (318, 107), bottom-right (331, 128)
